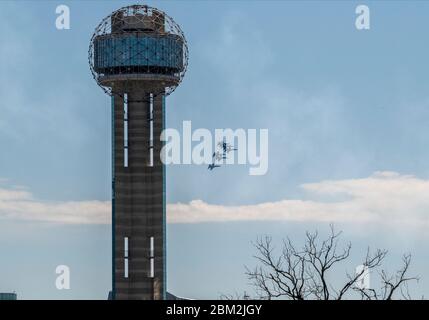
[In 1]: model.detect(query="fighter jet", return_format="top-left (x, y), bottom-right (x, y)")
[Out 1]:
top-left (217, 138), bottom-right (237, 160)
top-left (212, 151), bottom-right (223, 162)
top-left (208, 163), bottom-right (221, 170)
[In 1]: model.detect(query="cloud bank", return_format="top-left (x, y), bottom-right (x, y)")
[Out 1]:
top-left (169, 171), bottom-right (429, 227)
top-left (1, 171), bottom-right (428, 226)
top-left (0, 187), bottom-right (109, 224)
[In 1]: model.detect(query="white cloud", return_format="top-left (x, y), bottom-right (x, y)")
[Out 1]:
top-left (1, 171), bottom-right (429, 226)
top-left (0, 187), bottom-right (109, 224)
top-left (168, 171), bottom-right (429, 226)
top-left (0, 188), bottom-right (32, 201)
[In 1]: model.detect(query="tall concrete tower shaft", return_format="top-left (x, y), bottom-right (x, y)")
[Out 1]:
top-left (89, 5), bottom-right (188, 300)
top-left (112, 88), bottom-right (166, 300)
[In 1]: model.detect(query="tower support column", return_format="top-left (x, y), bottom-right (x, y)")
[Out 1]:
top-left (113, 89), bottom-right (166, 300)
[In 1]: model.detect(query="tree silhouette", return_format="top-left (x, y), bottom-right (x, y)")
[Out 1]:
top-left (244, 225), bottom-right (419, 300)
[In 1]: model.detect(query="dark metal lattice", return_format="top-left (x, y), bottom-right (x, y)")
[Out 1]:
top-left (88, 4), bottom-right (188, 97)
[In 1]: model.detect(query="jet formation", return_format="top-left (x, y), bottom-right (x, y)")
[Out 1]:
top-left (208, 138), bottom-right (237, 171)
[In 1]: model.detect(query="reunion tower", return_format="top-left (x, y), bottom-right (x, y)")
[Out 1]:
top-left (89, 4), bottom-right (188, 300)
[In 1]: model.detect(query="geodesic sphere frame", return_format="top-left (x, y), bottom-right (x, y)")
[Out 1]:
top-left (88, 4), bottom-right (188, 97)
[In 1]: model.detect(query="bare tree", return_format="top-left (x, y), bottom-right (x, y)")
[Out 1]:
top-left (245, 225), bottom-right (419, 300)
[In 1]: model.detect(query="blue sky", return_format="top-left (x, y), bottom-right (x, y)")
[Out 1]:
top-left (1, 0), bottom-right (429, 299)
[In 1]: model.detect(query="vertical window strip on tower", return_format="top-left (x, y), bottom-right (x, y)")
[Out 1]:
top-left (124, 93), bottom-right (129, 168)
top-left (124, 237), bottom-right (129, 278)
top-left (149, 93), bottom-right (154, 167)
top-left (150, 236), bottom-right (154, 278)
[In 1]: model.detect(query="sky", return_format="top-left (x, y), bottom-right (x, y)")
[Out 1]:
top-left (1, 0), bottom-right (429, 299)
